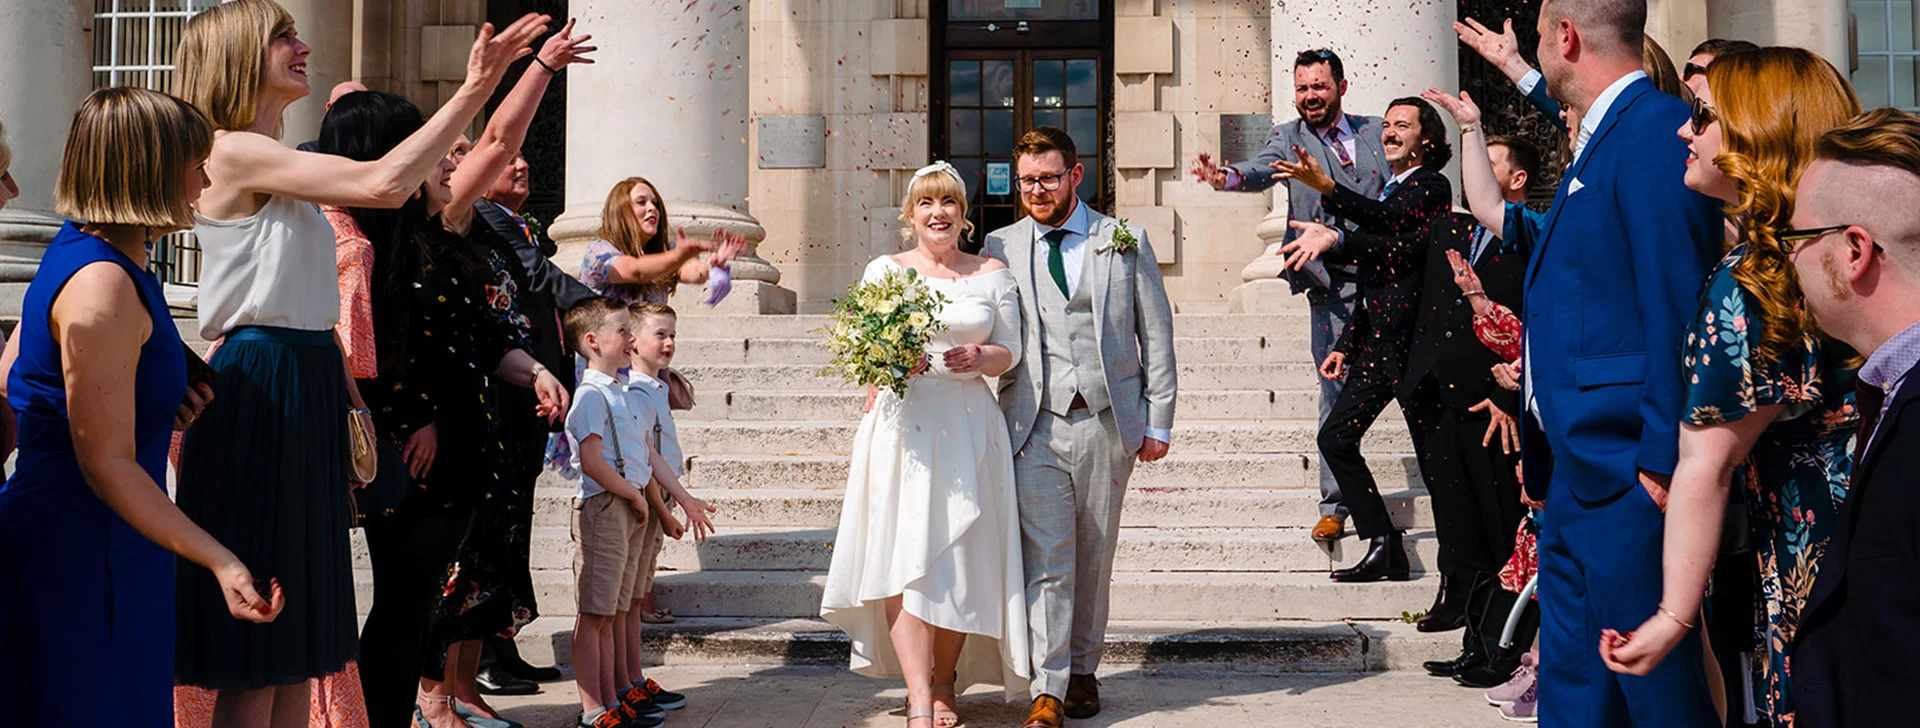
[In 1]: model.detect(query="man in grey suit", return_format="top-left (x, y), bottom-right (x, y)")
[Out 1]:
top-left (985, 127), bottom-right (1177, 728)
top-left (1192, 49), bottom-right (1390, 543)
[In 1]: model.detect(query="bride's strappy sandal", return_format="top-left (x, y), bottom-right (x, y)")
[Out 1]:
top-left (931, 683), bottom-right (961, 727)
top-left (413, 694), bottom-right (473, 728)
top-left (907, 704), bottom-right (938, 726)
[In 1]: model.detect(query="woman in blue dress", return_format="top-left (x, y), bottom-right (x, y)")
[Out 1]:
top-left (0, 88), bottom-right (281, 726)
top-left (1596, 48), bottom-right (1861, 726)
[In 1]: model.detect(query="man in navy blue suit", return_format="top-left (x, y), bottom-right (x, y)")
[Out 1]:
top-left (1520, 0), bottom-right (1724, 724)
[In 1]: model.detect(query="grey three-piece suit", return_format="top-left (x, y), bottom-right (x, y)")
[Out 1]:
top-left (985, 201), bottom-right (1178, 699)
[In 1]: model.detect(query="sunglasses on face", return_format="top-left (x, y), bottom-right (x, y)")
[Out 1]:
top-left (1690, 96), bottom-right (1718, 135)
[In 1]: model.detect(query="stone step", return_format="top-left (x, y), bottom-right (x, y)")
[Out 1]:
top-left (350, 524), bottom-right (1444, 576)
top-left (671, 313), bottom-right (1311, 341)
top-left (676, 334), bottom-right (1317, 366)
top-left (571, 451), bottom-right (1421, 492)
top-left (528, 487), bottom-right (1434, 531)
top-left (674, 418), bottom-right (1411, 456)
top-left (680, 362), bottom-right (1321, 392)
top-left (493, 616), bottom-right (1459, 674)
top-left (694, 388), bottom-right (1330, 422)
top-left (349, 569), bottom-right (1446, 621)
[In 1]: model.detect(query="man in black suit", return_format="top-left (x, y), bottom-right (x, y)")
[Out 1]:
top-left (1279, 97), bottom-right (1454, 584)
top-left (1788, 108), bottom-right (1920, 728)
top-left (471, 152), bottom-right (593, 693)
top-left (1403, 136), bottom-right (1540, 684)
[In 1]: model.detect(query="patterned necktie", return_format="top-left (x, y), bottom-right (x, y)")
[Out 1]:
top-left (1854, 379), bottom-right (1887, 474)
top-left (1324, 125), bottom-right (1354, 167)
top-left (1043, 228), bottom-right (1071, 296)
top-left (510, 212), bottom-right (532, 242)
top-left (1378, 179), bottom-right (1400, 202)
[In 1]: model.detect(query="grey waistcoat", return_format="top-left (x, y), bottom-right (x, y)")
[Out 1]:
top-left (1035, 242), bottom-right (1107, 416)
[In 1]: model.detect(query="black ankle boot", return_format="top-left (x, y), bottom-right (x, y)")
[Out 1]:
top-left (1423, 645), bottom-right (1489, 677)
top-left (1330, 531), bottom-right (1412, 582)
top-left (1417, 574), bottom-right (1470, 632)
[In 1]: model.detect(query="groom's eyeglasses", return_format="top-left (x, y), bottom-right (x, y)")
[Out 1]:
top-left (1015, 173), bottom-right (1068, 192)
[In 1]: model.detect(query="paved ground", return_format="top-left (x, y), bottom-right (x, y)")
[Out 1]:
top-left (483, 666), bottom-right (1513, 727)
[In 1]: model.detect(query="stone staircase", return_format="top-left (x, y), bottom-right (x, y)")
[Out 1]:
top-left (311, 306), bottom-right (1459, 673)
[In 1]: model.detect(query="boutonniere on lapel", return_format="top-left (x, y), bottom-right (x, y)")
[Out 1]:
top-left (1096, 219), bottom-right (1139, 255)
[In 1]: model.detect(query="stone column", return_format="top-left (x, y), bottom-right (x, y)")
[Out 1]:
top-left (277, 0), bottom-right (354, 147)
top-left (0, 0), bottom-right (90, 286)
top-left (1229, 0), bottom-right (1459, 312)
top-left (1707, 0), bottom-right (1849, 72)
top-left (551, 0), bottom-right (793, 314)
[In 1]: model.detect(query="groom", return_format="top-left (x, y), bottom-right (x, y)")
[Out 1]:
top-left (985, 127), bottom-right (1178, 728)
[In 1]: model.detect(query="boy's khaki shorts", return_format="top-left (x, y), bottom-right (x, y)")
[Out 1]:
top-left (571, 491), bottom-right (644, 616)
top-left (633, 480), bottom-right (668, 598)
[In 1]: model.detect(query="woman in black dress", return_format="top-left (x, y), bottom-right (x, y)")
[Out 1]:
top-left (319, 90), bottom-right (568, 728)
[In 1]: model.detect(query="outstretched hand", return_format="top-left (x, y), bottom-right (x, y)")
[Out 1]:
top-left (535, 18), bottom-right (597, 71)
top-left (467, 13), bottom-right (552, 87)
top-left (1270, 146), bottom-right (1334, 195)
top-left (1455, 17), bottom-right (1531, 81)
top-left (1191, 153), bottom-right (1229, 189)
top-left (1422, 88), bottom-right (1482, 127)
top-left (1278, 220), bottom-right (1339, 271)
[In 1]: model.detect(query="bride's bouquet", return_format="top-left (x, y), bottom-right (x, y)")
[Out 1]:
top-left (819, 268), bottom-right (950, 398)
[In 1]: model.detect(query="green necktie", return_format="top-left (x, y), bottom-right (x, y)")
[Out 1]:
top-left (1043, 228), bottom-right (1070, 296)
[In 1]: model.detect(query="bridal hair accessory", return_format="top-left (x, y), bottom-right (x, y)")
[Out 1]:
top-left (912, 161), bottom-right (967, 195)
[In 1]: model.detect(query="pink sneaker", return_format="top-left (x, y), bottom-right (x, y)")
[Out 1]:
top-left (1499, 679), bottom-right (1537, 722)
top-left (1486, 652), bottom-right (1537, 706)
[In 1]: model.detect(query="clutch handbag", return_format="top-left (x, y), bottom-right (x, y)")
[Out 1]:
top-left (347, 409), bottom-right (379, 484)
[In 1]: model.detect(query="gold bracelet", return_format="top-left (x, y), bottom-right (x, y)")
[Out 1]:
top-left (1656, 605), bottom-right (1696, 630)
top-left (1460, 123), bottom-right (1480, 135)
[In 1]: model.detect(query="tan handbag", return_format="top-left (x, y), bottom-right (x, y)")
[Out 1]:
top-left (661, 366), bottom-right (695, 411)
top-left (347, 409), bottom-right (379, 483)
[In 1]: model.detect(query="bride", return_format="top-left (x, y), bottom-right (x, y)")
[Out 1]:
top-left (821, 161), bottom-right (1030, 727)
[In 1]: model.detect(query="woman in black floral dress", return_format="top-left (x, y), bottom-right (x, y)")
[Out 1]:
top-left (319, 90), bottom-right (569, 728)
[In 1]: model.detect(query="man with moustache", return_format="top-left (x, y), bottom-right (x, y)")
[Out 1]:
top-left (1272, 98), bottom-right (1453, 593)
top-left (1190, 49), bottom-right (1389, 545)
top-left (1521, 0), bottom-right (1724, 724)
top-left (471, 152), bottom-right (591, 693)
top-left (1787, 108), bottom-right (1920, 728)
top-left (987, 127), bottom-right (1176, 728)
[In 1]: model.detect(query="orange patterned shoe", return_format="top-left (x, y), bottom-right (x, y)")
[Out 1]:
top-left (1023, 695), bottom-right (1064, 728)
top-left (639, 678), bottom-right (687, 710)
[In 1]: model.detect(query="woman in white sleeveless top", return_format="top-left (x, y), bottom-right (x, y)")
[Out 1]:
top-left (167, 3), bottom-right (551, 726)
top-left (821, 162), bottom-right (1030, 727)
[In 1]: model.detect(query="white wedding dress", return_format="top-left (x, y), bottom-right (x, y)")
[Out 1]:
top-left (821, 255), bottom-right (1031, 698)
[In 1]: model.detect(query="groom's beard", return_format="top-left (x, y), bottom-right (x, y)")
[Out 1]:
top-left (1025, 194), bottom-right (1072, 228)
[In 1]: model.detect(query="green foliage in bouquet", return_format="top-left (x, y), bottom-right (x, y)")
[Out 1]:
top-left (818, 268), bottom-right (951, 398)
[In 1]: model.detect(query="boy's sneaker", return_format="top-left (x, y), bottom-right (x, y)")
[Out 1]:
top-left (578, 707), bottom-right (647, 728)
top-left (618, 684), bottom-right (667, 719)
top-left (1498, 679), bottom-right (1538, 723)
top-left (638, 678), bottom-right (687, 710)
top-left (601, 702), bottom-right (664, 728)
top-left (1486, 652), bottom-right (1538, 706)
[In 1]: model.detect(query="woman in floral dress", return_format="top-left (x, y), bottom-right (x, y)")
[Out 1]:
top-left (1595, 47), bottom-right (1861, 726)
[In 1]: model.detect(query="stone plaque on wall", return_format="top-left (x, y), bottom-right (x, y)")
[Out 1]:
top-left (757, 116), bottom-right (829, 169)
top-left (1219, 114), bottom-right (1275, 165)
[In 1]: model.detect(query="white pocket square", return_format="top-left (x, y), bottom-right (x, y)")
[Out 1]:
top-left (1568, 178), bottom-right (1586, 194)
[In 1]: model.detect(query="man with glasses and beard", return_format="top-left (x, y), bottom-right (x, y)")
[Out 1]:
top-left (1190, 48), bottom-right (1390, 546)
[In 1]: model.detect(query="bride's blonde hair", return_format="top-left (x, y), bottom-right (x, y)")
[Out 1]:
top-left (897, 170), bottom-right (974, 243)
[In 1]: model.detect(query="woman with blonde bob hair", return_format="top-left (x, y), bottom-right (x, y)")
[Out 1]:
top-left (821, 161), bottom-right (1030, 727)
top-left (0, 87), bottom-right (281, 727)
top-left (1600, 47), bottom-right (1863, 727)
top-left (579, 176), bottom-right (743, 305)
top-left (167, 0), bottom-right (547, 724)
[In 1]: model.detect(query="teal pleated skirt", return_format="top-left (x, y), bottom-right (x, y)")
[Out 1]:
top-left (174, 326), bottom-right (358, 689)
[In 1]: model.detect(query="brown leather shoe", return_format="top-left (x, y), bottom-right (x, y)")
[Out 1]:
top-left (1064, 673), bottom-right (1100, 719)
top-left (1023, 695), bottom-right (1064, 728)
top-left (1311, 514), bottom-right (1346, 542)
